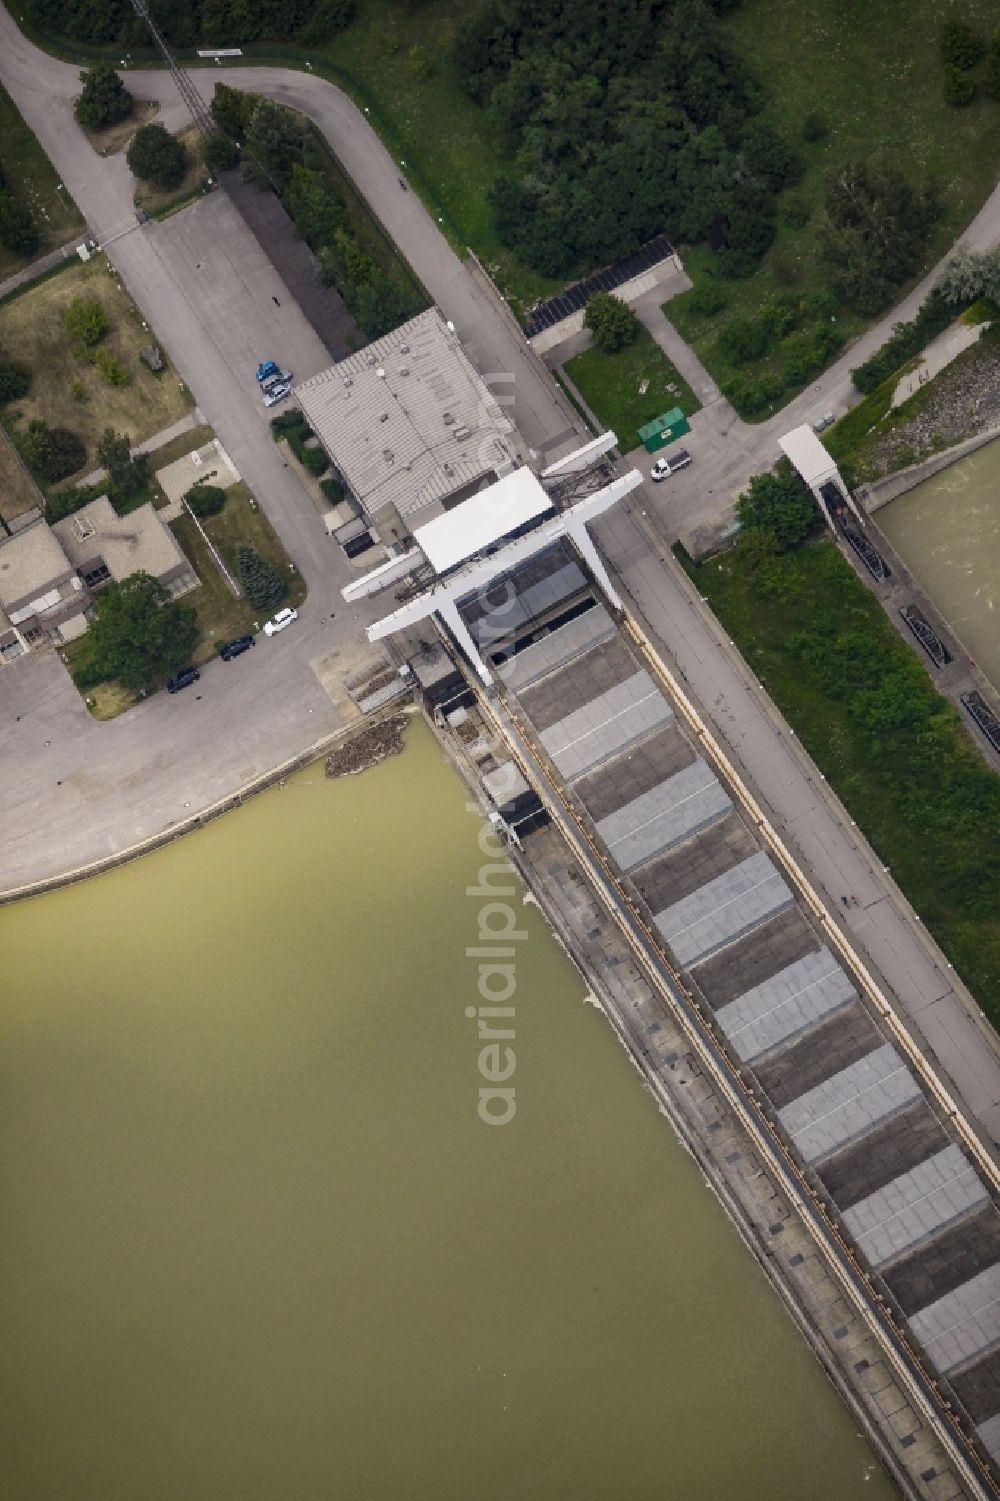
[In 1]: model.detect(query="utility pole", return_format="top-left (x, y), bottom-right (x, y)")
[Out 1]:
top-left (125, 0), bottom-right (214, 137)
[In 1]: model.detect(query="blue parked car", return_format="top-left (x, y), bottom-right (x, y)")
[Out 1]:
top-left (256, 360), bottom-right (291, 384)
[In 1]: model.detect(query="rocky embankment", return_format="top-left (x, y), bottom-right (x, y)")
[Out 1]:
top-left (867, 330), bottom-right (1000, 474)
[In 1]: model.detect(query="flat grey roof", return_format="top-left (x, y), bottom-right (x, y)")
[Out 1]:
top-left (597, 758), bottom-right (731, 872)
top-left (496, 605), bottom-right (614, 693)
top-left (0, 522), bottom-right (71, 609)
top-left (715, 947), bottom-right (856, 1064)
top-left (539, 671), bottom-right (673, 780)
top-left (778, 1043), bottom-right (921, 1165)
top-left (654, 850), bottom-right (794, 967)
top-left (295, 307), bottom-right (515, 522)
top-left (843, 1145), bottom-right (987, 1270)
top-left (53, 497), bottom-right (186, 582)
top-left (910, 1263), bottom-right (1000, 1374)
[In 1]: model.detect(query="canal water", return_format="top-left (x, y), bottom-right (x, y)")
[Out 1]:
top-left (0, 722), bottom-right (893, 1500)
top-left (878, 439), bottom-right (1000, 690)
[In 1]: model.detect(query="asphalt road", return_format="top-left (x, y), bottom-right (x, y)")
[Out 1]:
top-left (1, 8), bottom-right (999, 1151)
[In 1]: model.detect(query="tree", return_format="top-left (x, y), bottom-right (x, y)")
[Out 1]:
top-left (801, 111), bottom-right (827, 143)
top-left (941, 19), bottom-right (985, 70)
top-left (0, 194), bottom-right (39, 256)
top-left (820, 155), bottom-right (938, 314)
top-left (236, 546), bottom-right (287, 610)
top-left (985, 49), bottom-right (1000, 102)
top-left (184, 482), bottom-right (227, 517)
top-left (245, 99), bottom-right (304, 186)
top-left (89, 571), bottom-right (198, 691)
top-left (126, 124), bottom-right (187, 189)
top-left (97, 427), bottom-right (148, 507)
top-left (737, 467), bottom-right (814, 551)
top-left (21, 420), bottom-right (86, 482)
top-left (936, 247), bottom-right (1000, 305)
top-left (64, 295), bottom-right (109, 350)
top-left (203, 132), bottom-right (240, 174)
top-left (74, 65), bottom-right (132, 129)
top-left (943, 66), bottom-right (975, 107)
top-left (0, 357), bottom-right (30, 404)
top-left (211, 83), bottom-right (254, 140)
top-left (583, 293), bottom-right (641, 352)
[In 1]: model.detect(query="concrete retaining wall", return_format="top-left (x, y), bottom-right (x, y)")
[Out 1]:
top-left (860, 426), bottom-right (1000, 513)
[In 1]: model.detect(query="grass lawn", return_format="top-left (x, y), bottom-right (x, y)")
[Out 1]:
top-left (0, 82), bottom-right (84, 280)
top-left (0, 428), bottom-right (43, 525)
top-left (681, 537), bottom-right (1000, 1020)
top-left (664, 0), bottom-right (1000, 411)
top-left (564, 329), bottom-right (700, 448)
top-left (0, 256), bottom-right (194, 481)
top-left (171, 482), bottom-right (307, 663)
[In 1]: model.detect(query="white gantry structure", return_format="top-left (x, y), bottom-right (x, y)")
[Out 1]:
top-left (778, 425), bottom-right (864, 530)
top-left (343, 435), bottom-right (640, 686)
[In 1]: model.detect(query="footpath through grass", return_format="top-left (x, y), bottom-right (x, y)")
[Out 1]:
top-left (681, 538), bottom-right (1000, 1022)
top-left (564, 329), bottom-right (700, 448)
top-left (0, 82), bottom-right (83, 280)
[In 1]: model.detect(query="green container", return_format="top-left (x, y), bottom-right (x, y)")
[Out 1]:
top-left (638, 406), bottom-right (691, 453)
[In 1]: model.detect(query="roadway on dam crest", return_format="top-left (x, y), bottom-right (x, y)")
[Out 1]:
top-left (1, 9), bottom-right (1000, 1156)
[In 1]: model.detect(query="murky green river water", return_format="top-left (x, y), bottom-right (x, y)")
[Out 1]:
top-left (878, 439), bottom-right (1000, 690)
top-left (0, 722), bottom-right (893, 1499)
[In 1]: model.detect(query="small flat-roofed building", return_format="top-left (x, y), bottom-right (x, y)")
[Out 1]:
top-left (53, 497), bottom-right (196, 598)
top-left (295, 308), bottom-right (520, 536)
top-left (0, 520), bottom-right (88, 648)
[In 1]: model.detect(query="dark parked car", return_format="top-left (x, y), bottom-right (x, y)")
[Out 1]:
top-left (220, 634), bottom-right (256, 661)
top-left (167, 667), bottom-right (200, 694)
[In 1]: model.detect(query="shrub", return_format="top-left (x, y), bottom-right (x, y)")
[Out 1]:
top-left (74, 65), bottom-right (131, 129)
top-left (319, 474), bottom-right (346, 505)
top-left (127, 124), bottom-right (187, 189)
top-left (92, 347), bottom-right (128, 386)
top-left (801, 111), bottom-right (828, 142)
top-left (722, 371), bottom-right (784, 417)
top-left (943, 66), bottom-right (975, 107)
top-left (301, 445), bottom-right (330, 476)
top-left (941, 19), bottom-right (985, 70)
top-left (687, 281), bottom-right (728, 318)
top-left (271, 408), bottom-right (307, 439)
top-left (717, 315), bottom-right (769, 366)
top-left (184, 482), bottom-right (227, 517)
top-left (203, 132), bottom-right (240, 174)
top-left (583, 293), bottom-right (641, 352)
top-left (235, 546), bottom-right (287, 610)
top-left (22, 420), bottom-right (87, 482)
top-left (985, 50), bottom-right (1000, 101)
top-left (65, 296), bottom-right (109, 350)
top-left (0, 194), bottom-right (39, 256)
top-left (781, 195), bottom-right (811, 230)
top-left (69, 377), bottom-right (88, 402)
top-left (782, 324), bottom-right (841, 384)
top-left (0, 358), bottom-right (30, 403)
top-left (759, 295), bottom-right (799, 340)
top-left (851, 288), bottom-right (958, 393)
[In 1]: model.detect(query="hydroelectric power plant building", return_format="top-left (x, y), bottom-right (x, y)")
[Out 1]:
top-left (299, 311), bottom-right (1000, 1497)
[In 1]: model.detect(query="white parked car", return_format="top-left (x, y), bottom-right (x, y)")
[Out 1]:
top-left (262, 382), bottom-right (292, 408)
top-left (650, 448), bottom-right (692, 481)
top-left (263, 607), bottom-right (298, 636)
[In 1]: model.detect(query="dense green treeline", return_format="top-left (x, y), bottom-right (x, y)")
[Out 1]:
top-left (457, 0), bottom-right (798, 280)
top-left (21, 0), bottom-right (354, 48)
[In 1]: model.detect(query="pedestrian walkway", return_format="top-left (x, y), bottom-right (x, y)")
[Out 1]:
top-left (0, 237), bottom-right (81, 303)
top-left (76, 410), bottom-right (202, 488)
